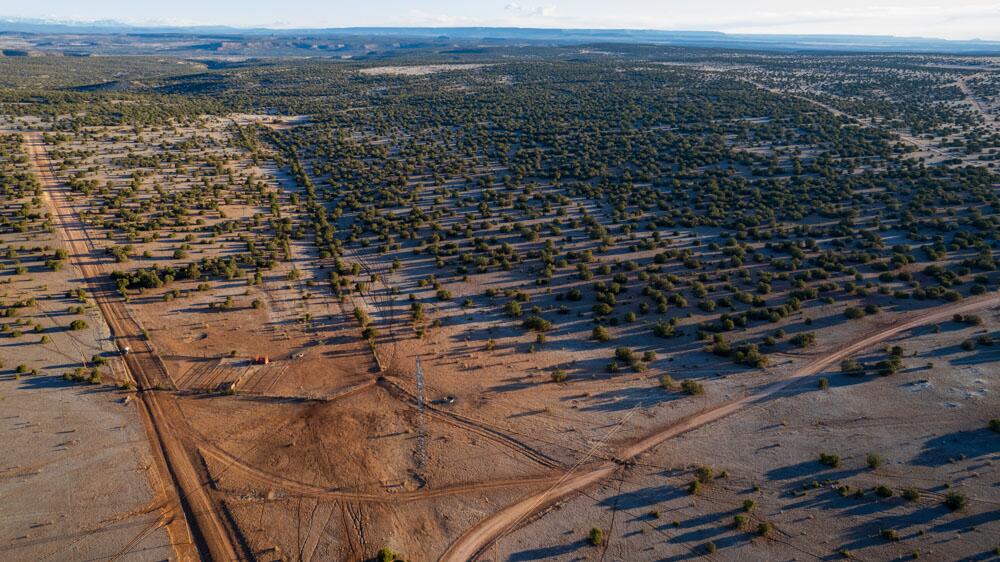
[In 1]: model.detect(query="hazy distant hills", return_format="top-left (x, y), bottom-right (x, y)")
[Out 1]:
top-left (2, 17), bottom-right (1000, 57)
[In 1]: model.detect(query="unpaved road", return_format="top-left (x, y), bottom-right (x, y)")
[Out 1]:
top-left (735, 75), bottom-right (949, 157)
top-left (440, 293), bottom-right (1000, 561)
top-left (958, 75), bottom-right (996, 125)
top-left (24, 132), bottom-right (241, 562)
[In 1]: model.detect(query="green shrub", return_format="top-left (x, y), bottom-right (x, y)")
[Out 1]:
top-left (652, 321), bottom-right (675, 338)
top-left (944, 491), bottom-right (967, 511)
top-left (874, 357), bottom-right (902, 376)
top-left (592, 325), bottom-right (610, 341)
top-left (353, 307), bottom-right (370, 327)
top-left (522, 315), bottom-right (552, 332)
top-left (881, 529), bottom-right (899, 542)
top-left (867, 453), bottom-right (882, 469)
top-left (819, 453), bottom-right (841, 468)
top-left (612, 346), bottom-right (632, 362)
top-left (840, 358), bottom-right (864, 376)
top-left (695, 466), bottom-right (714, 484)
top-left (844, 307), bottom-right (865, 319)
top-left (681, 379), bottom-right (704, 395)
top-left (791, 332), bottom-right (816, 348)
top-left (588, 527), bottom-right (604, 546)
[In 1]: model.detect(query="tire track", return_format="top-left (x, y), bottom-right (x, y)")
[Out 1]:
top-left (199, 442), bottom-right (560, 503)
top-left (379, 377), bottom-right (565, 469)
top-left (440, 294), bottom-right (1000, 561)
top-left (25, 132), bottom-right (241, 562)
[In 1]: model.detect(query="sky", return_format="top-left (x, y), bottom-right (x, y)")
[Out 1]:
top-left (5, 1), bottom-right (1000, 40)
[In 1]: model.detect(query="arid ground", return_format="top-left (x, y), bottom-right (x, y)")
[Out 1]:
top-left (0, 47), bottom-right (997, 562)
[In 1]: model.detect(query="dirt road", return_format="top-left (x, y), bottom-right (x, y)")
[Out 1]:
top-left (24, 132), bottom-right (242, 562)
top-left (736, 76), bottom-right (949, 157)
top-left (958, 76), bottom-right (996, 125)
top-left (440, 293), bottom-right (1000, 561)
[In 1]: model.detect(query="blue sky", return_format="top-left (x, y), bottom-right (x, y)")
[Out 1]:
top-left (6, 1), bottom-right (1000, 40)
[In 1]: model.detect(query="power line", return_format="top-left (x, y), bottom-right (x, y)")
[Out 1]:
top-left (415, 357), bottom-right (428, 472)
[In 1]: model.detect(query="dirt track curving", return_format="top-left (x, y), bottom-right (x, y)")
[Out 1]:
top-left (379, 378), bottom-right (566, 469)
top-left (734, 75), bottom-right (950, 157)
top-left (958, 75), bottom-right (996, 124)
top-left (440, 293), bottom-right (1000, 562)
top-left (24, 132), bottom-right (241, 562)
top-left (200, 442), bottom-right (561, 502)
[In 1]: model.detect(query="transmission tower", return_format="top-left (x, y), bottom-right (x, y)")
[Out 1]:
top-left (415, 357), bottom-right (427, 470)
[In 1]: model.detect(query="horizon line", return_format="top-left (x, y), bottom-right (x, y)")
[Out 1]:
top-left (3, 16), bottom-right (999, 44)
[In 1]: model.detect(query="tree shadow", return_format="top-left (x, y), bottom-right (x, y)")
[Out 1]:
top-left (929, 509), bottom-right (1000, 534)
top-left (600, 484), bottom-right (686, 511)
top-left (508, 539), bottom-right (589, 561)
top-left (911, 429), bottom-right (999, 467)
top-left (573, 385), bottom-right (679, 413)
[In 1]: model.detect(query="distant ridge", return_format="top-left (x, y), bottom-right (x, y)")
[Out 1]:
top-left (2, 17), bottom-right (1000, 55)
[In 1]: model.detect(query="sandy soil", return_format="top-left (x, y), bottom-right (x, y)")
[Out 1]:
top-left (0, 379), bottom-right (175, 561)
top-left (0, 134), bottom-right (175, 561)
top-left (478, 306), bottom-right (1000, 561)
top-left (12, 98), bottom-right (999, 562)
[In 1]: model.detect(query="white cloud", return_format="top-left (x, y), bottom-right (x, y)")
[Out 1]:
top-left (402, 3), bottom-right (558, 28)
top-left (692, 4), bottom-right (1000, 40)
top-left (505, 3), bottom-right (557, 18)
top-left (7, 1), bottom-right (1000, 41)
top-left (434, 2), bottom-right (1000, 40)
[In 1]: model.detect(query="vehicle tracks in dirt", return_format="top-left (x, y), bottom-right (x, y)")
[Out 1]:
top-left (440, 294), bottom-right (1000, 561)
top-left (25, 132), bottom-right (242, 562)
